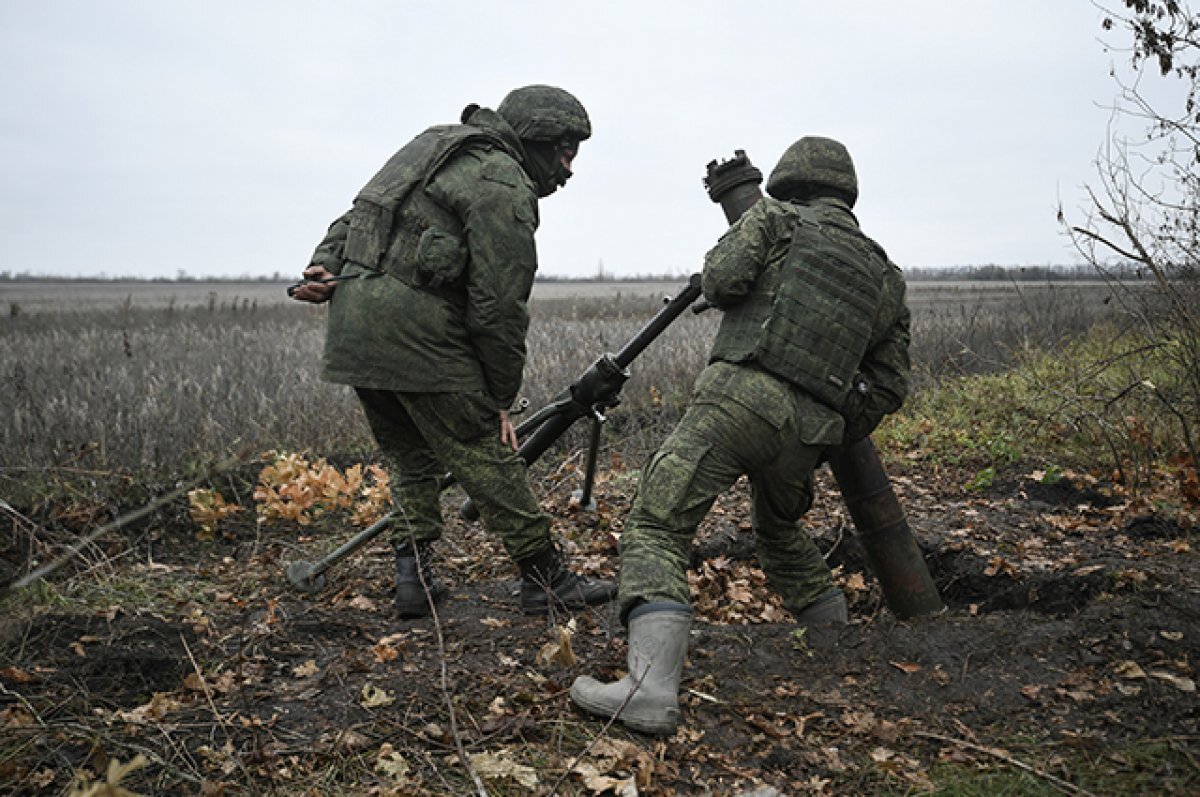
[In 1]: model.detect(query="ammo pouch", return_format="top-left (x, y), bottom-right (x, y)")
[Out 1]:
top-left (343, 196), bottom-right (392, 273)
top-left (414, 228), bottom-right (469, 289)
top-left (754, 206), bottom-right (884, 412)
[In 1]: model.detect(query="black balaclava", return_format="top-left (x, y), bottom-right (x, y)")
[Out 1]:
top-left (523, 140), bottom-right (573, 198)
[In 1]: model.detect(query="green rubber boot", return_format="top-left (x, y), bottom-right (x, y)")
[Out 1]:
top-left (569, 602), bottom-right (691, 735)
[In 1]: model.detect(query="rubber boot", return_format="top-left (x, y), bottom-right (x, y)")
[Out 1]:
top-left (393, 542), bottom-right (447, 619)
top-left (793, 588), bottom-right (848, 628)
top-left (570, 602), bottom-right (692, 735)
top-left (516, 544), bottom-right (617, 615)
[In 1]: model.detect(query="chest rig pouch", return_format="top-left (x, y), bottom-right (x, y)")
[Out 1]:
top-left (754, 204), bottom-right (885, 411)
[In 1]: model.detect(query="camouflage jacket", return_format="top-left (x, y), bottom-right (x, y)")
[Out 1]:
top-left (701, 196), bottom-right (911, 444)
top-left (313, 110), bottom-right (540, 410)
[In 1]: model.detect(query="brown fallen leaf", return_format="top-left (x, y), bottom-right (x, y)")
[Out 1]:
top-left (469, 751), bottom-right (539, 789)
top-left (374, 743), bottom-right (410, 780)
top-left (842, 572), bottom-right (868, 593)
top-left (537, 623), bottom-right (576, 667)
top-left (1114, 660), bottom-right (1147, 679)
top-left (1149, 670), bottom-right (1196, 692)
top-left (292, 660), bottom-right (320, 677)
top-left (0, 666), bottom-right (37, 684)
top-left (372, 642), bottom-right (400, 663)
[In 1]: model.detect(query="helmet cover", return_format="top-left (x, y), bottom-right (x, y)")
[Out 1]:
top-left (497, 85), bottom-right (591, 143)
top-left (766, 136), bottom-right (858, 206)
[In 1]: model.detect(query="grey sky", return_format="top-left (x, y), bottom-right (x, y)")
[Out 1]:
top-left (0, 1), bottom-right (1170, 279)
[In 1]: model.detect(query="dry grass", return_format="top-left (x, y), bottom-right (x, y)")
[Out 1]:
top-left (0, 280), bottom-right (1120, 499)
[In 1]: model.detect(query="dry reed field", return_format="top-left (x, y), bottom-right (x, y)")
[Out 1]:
top-left (1, 278), bottom-right (1118, 486)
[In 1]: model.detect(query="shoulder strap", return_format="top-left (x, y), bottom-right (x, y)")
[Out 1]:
top-left (343, 126), bottom-right (513, 272)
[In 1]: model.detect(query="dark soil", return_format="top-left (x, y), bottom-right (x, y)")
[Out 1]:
top-left (1, 465), bottom-right (1197, 796)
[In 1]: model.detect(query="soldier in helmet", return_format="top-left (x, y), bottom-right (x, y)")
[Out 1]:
top-left (291, 85), bottom-right (617, 618)
top-left (570, 137), bottom-right (911, 734)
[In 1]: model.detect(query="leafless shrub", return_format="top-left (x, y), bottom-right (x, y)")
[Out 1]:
top-left (1056, 2), bottom-right (1200, 475)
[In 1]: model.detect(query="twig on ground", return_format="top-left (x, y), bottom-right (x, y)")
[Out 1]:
top-left (181, 633), bottom-right (252, 783)
top-left (914, 730), bottom-right (1099, 797)
top-left (0, 498), bottom-right (42, 537)
top-left (403, 518), bottom-right (489, 797)
top-left (111, 736), bottom-right (206, 788)
top-left (181, 635), bottom-right (227, 725)
top-left (153, 723), bottom-right (206, 785)
top-left (822, 520), bottom-right (846, 561)
top-left (0, 681), bottom-right (46, 726)
top-left (30, 720), bottom-right (207, 787)
top-left (5, 450), bottom-right (250, 595)
top-left (545, 668), bottom-right (648, 796)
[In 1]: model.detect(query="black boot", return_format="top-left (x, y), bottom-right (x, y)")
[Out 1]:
top-left (394, 542), bottom-right (447, 619)
top-left (792, 588), bottom-right (848, 629)
top-left (517, 545), bottom-right (617, 615)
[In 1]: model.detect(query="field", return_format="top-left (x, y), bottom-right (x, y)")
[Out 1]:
top-left (0, 275), bottom-right (1119, 510)
top-left (1, 279), bottom-right (1196, 796)
top-left (0, 277), bottom-right (1117, 481)
top-left (0, 275), bottom-right (1120, 311)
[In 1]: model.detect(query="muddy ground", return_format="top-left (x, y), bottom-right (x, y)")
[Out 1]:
top-left (1, 461), bottom-right (1197, 796)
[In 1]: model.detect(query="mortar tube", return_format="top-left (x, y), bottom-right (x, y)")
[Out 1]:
top-left (703, 151), bottom-right (944, 619)
top-left (826, 439), bottom-right (944, 618)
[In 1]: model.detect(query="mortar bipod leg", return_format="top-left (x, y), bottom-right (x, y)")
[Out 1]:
top-left (572, 415), bottom-right (604, 512)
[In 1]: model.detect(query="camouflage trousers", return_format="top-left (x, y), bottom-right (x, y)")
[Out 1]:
top-left (618, 362), bottom-right (839, 623)
top-left (355, 388), bottom-right (551, 561)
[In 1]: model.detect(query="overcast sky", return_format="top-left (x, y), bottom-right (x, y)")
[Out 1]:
top-left (0, 1), bottom-right (1176, 280)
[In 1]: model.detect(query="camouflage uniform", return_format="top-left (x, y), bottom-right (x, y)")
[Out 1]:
top-left (618, 165), bottom-right (910, 622)
top-left (308, 91), bottom-right (591, 567)
top-left (570, 137), bottom-right (909, 737)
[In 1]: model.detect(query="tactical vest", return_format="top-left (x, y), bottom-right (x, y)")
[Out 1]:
top-left (342, 125), bottom-right (516, 278)
top-left (712, 203), bottom-right (887, 412)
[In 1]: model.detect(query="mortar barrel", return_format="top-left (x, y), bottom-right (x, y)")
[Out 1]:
top-left (827, 439), bottom-right (944, 618)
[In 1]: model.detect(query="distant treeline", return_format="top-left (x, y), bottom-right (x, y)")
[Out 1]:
top-left (0, 271), bottom-right (296, 284)
top-left (540, 264), bottom-right (1128, 282)
top-left (0, 263), bottom-right (1138, 284)
top-left (904, 263), bottom-right (1132, 281)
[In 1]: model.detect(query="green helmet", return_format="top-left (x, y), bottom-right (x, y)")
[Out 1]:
top-left (497, 85), bottom-right (592, 143)
top-left (766, 136), bottom-right (858, 207)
